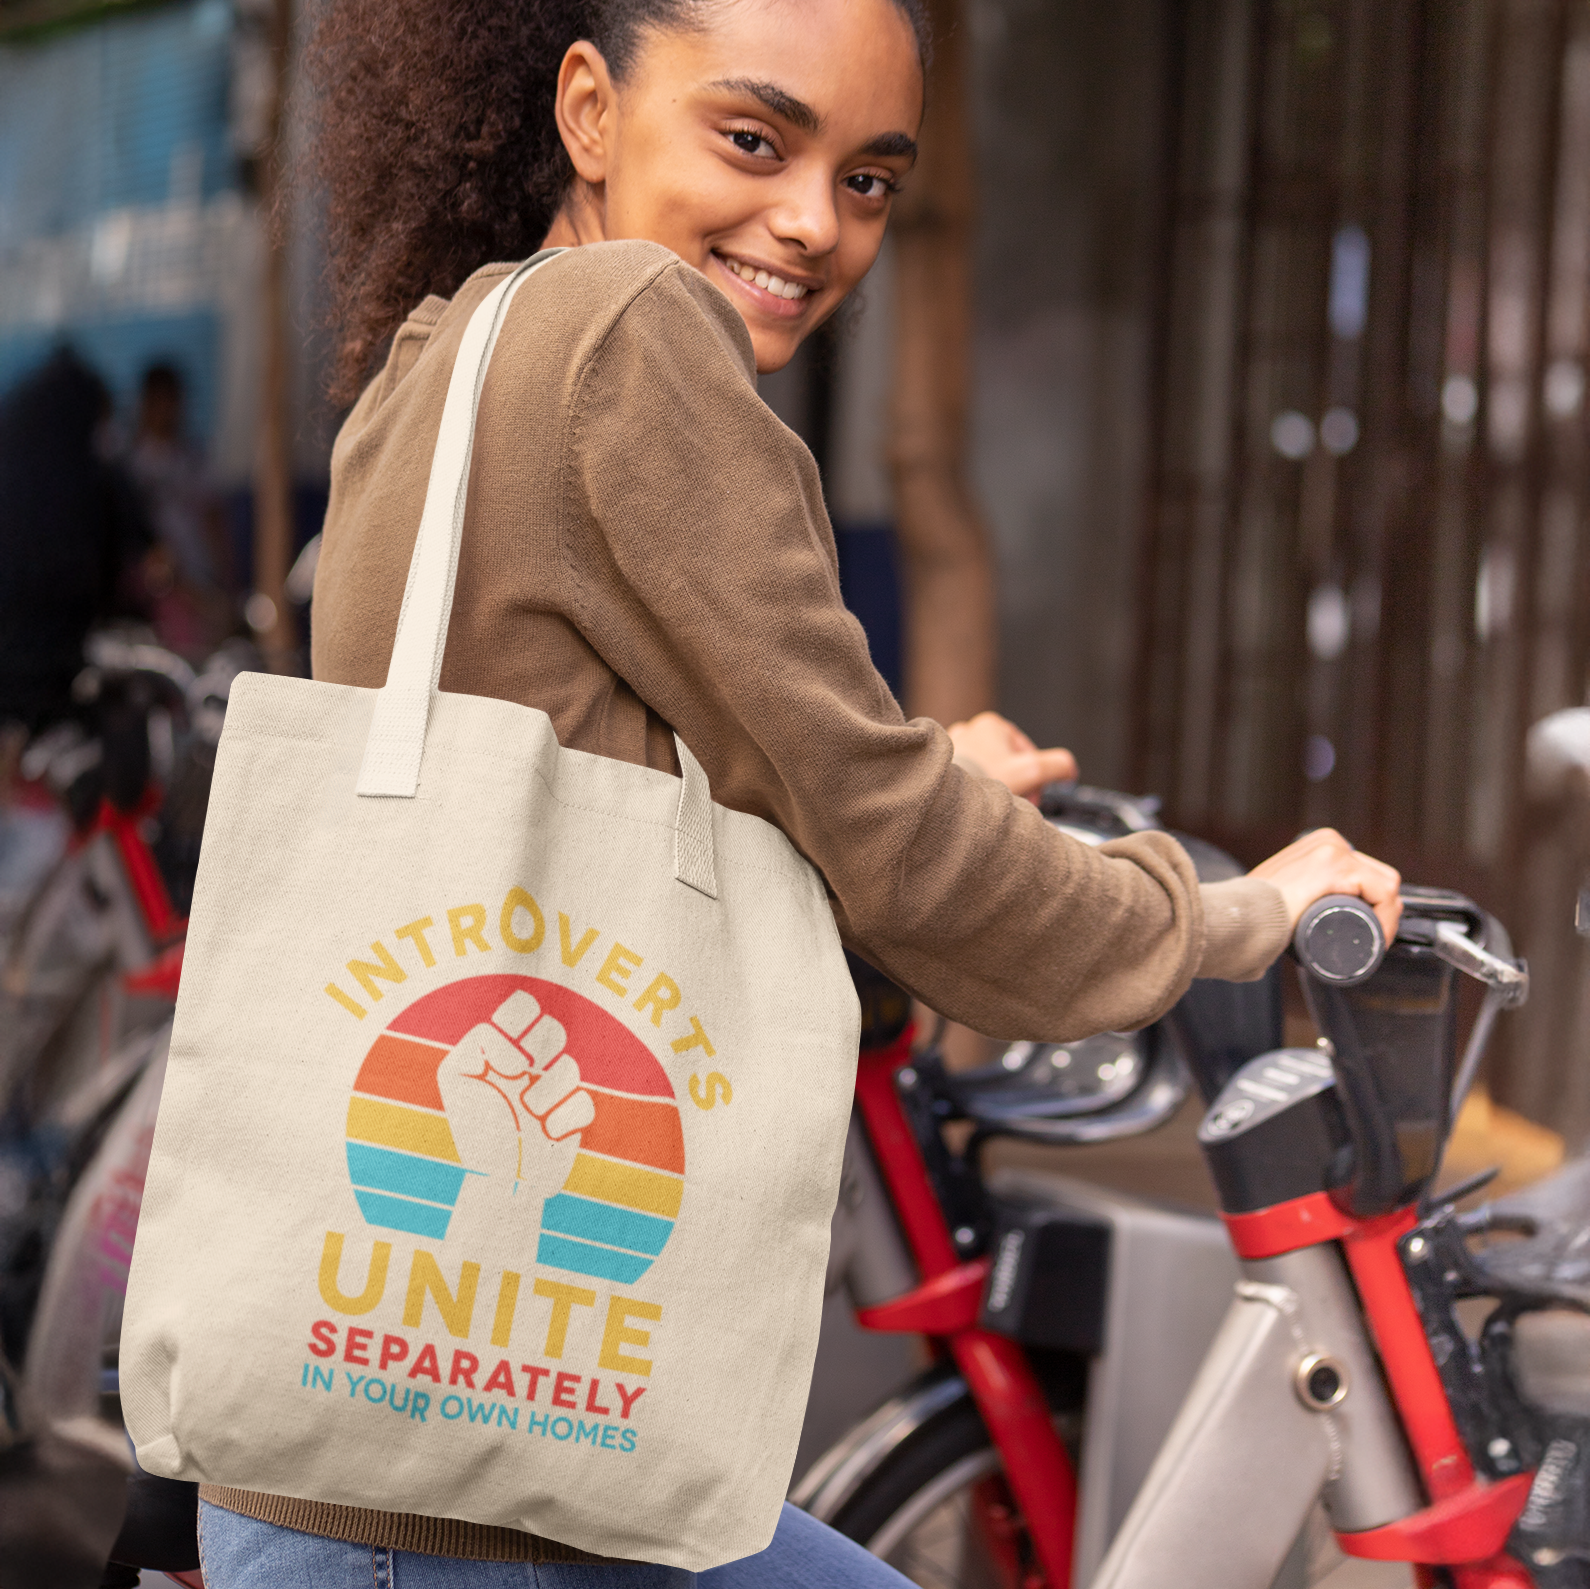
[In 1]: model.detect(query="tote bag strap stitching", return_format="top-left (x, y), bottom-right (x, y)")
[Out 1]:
top-left (672, 733), bottom-right (717, 898)
top-left (356, 257), bottom-right (541, 797)
top-left (355, 251), bottom-right (719, 899)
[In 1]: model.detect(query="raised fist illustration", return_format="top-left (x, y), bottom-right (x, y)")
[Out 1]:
top-left (437, 990), bottom-right (596, 1219)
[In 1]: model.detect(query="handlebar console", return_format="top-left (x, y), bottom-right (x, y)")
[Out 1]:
top-left (1202, 886), bottom-right (1527, 1221)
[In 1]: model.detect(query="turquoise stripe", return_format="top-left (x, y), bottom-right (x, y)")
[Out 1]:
top-left (536, 1231), bottom-right (652, 1285)
top-left (347, 1142), bottom-right (465, 1207)
top-left (355, 1189), bottom-right (452, 1240)
top-left (540, 1193), bottom-right (673, 1256)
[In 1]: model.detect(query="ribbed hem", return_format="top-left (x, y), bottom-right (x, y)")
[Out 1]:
top-left (197, 1486), bottom-right (603, 1563)
top-left (1196, 877), bottom-right (1291, 983)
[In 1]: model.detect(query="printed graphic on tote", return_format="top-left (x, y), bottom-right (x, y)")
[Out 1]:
top-left (344, 973), bottom-right (685, 1284)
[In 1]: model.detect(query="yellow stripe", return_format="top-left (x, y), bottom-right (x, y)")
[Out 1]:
top-left (565, 1154), bottom-right (682, 1219)
top-left (346, 1096), bottom-right (461, 1164)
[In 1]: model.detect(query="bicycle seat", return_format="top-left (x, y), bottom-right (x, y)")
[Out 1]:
top-left (943, 1023), bottom-right (1188, 1145)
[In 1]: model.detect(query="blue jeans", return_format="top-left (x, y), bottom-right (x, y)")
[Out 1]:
top-left (197, 1500), bottom-right (912, 1588)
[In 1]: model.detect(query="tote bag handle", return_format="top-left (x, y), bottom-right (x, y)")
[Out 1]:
top-left (355, 253), bottom-right (718, 899)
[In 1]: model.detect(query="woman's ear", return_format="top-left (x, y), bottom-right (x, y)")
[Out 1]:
top-left (554, 40), bottom-right (616, 187)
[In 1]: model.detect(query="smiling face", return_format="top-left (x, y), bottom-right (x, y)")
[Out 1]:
top-left (545, 0), bottom-right (924, 372)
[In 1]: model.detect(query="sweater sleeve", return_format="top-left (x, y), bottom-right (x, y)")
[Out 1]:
top-left (1197, 877), bottom-right (1290, 981)
top-left (559, 256), bottom-right (1284, 1040)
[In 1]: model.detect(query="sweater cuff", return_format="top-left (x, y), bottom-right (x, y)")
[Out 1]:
top-left (1196, 877), bottom-right (1290, 982)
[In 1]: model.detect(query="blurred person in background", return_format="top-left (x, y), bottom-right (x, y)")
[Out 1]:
top-left (0, 347), bottom-right (150, 735)
top-left (127, 361), bottom-right (236, 661)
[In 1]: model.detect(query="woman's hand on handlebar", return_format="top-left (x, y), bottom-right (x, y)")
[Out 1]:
top-left (947, 712), bottom-right (1079, 801)
top-left (1249, 828), bottom-right (1403, 943)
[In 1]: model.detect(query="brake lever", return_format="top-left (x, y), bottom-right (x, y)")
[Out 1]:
top-left (1430, 921), bottom-right (1528, 1007)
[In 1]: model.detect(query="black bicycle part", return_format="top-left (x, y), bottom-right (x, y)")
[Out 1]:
top-left (1192, 886), bottom-right (1510, 1221)
top-left (1196, 1048), bottom-right (1353, 1213)
top-left (847, 952), bottom-right (913, 1052)
top-left (977, 1196), bottom-right (1110, 1353)
top-left (894, 1050), bottom-right (991, 1257)
top-left (1300, 889), bottom-right (1487, 1218)
top-left (1169, 825), bottom-right (1285, 1105)
top-left (105, 1470), bottom-right (201, 1574)
top-left (1293, 894), bottom-right (1386, 986)
top-left (1397, 1209), bottom-right (1541, 1483)
top-left (1167, 965), bottom-right (1285, 1106)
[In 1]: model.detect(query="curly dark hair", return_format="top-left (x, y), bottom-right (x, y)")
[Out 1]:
top-left (305, 0), bottom-right (930, 404)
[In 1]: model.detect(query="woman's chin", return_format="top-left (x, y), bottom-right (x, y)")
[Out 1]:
top-left (751, 332), bottom-right (803, 376)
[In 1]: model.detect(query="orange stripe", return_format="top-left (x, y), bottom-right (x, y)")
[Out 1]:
top-left (352, 1033), bottom-right (447, 1111)
top-left (581, 1092), bottom-right (684, 1174)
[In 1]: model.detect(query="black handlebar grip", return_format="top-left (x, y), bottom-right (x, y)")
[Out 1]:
top-left (1293, 894), bottom-right (1386, 986)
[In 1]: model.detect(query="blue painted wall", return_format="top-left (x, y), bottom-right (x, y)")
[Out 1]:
top-left (0, 0), bottom-right (235, 435)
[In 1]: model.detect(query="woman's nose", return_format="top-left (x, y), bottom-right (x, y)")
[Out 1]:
top-left (765, 164), bottom-right (841, 259)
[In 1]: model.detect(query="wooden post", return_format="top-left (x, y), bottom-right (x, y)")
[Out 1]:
top-left (252, 0), bottom-right (296, 673)
top-left (888, 0), bottom-right (996, 725)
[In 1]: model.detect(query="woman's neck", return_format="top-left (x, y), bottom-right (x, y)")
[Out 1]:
top-left (540, 186), bottom-right (606, 249)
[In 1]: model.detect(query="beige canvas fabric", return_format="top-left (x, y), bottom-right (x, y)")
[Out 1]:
top-left (122, 255), bottom-right (860, 1570)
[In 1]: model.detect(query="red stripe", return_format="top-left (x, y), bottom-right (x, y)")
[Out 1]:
top-left (387, 975), bottom-right (674, 1097)
top-left (1222, 1190), bottom-right (1355, 1258)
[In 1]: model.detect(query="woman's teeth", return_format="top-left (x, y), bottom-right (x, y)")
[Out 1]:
top-left (724, 258), bottom-right (809, 300)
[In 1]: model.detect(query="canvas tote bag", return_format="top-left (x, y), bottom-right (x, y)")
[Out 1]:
top-left (121, 253), bottom-right (861, 1569)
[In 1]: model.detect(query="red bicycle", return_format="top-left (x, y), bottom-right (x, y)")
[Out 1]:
top-left (804, 791), bottom-right (1585, 1589)
top-left (1, 634), bottom-right (245, 1589)
top-left (798, 786), bottom-right (1281, 1588)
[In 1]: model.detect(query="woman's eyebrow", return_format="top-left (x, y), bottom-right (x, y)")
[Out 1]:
top-left (704, 78), bottom-right (918, 163)
top-left (862, 132), bottom-right (919, 161)
top-left (707, 77), bottom-right (821, 134)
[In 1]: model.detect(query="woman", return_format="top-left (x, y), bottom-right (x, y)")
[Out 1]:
top-left (198, 0), bottom-right (1400, 1581)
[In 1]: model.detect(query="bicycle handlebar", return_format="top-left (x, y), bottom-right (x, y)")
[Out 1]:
top-left (1292, 892), bottom-right (1528, 1003)
top-left (1292, 894), bottom-right (1386, 986)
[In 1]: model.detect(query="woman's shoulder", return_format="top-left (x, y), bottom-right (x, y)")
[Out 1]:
top-left (504, 241), bottom-right (758, 391)
top-left (337, 240), bottom-right (755, 442)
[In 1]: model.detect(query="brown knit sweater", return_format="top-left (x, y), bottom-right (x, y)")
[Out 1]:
top-left (201, 241), bottom-right (1287, 1560)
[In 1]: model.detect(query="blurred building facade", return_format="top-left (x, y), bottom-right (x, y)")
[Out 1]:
top-left (0, 0), bottom-right (333, 562)
top-left (778, 0), bottom-right (1590, 1142)
top-left (6, 0), bottom-right (1590, 1136)
top-left (1131, 0), bottom-right (1590, 1139)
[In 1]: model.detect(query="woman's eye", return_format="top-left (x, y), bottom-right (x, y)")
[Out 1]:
top-left (845, 173), bottom-right (894, 200)
top-left (730, 130), bottom-right (775, 158)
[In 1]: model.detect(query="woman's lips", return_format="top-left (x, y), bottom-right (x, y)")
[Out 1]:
top-left (711, 252), bottom-right (816, 319)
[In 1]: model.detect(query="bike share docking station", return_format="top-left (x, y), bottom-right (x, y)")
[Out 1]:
top-left (809, 785), bottom-right (1590, 1589)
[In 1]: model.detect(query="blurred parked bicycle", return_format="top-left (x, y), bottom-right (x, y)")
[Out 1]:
top-left (0, 629), bottom-right (252, 1588)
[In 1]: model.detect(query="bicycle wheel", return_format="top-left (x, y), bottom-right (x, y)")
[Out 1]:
top-left (828, 1391), bottom-right (1046, 1589)
top-left (819, 1374), bottom-right (1336, 1589)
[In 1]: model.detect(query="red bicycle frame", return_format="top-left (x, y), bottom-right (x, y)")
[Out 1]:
top-left (1228, 1190), bottom-right (1537, 1587)
top-left (849, 1027), bottom-right (1540, 1589)
top-left (850, 1027), bottom-right (1080, 1589)
top-left (87, 791), bottom-right (188, 997)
